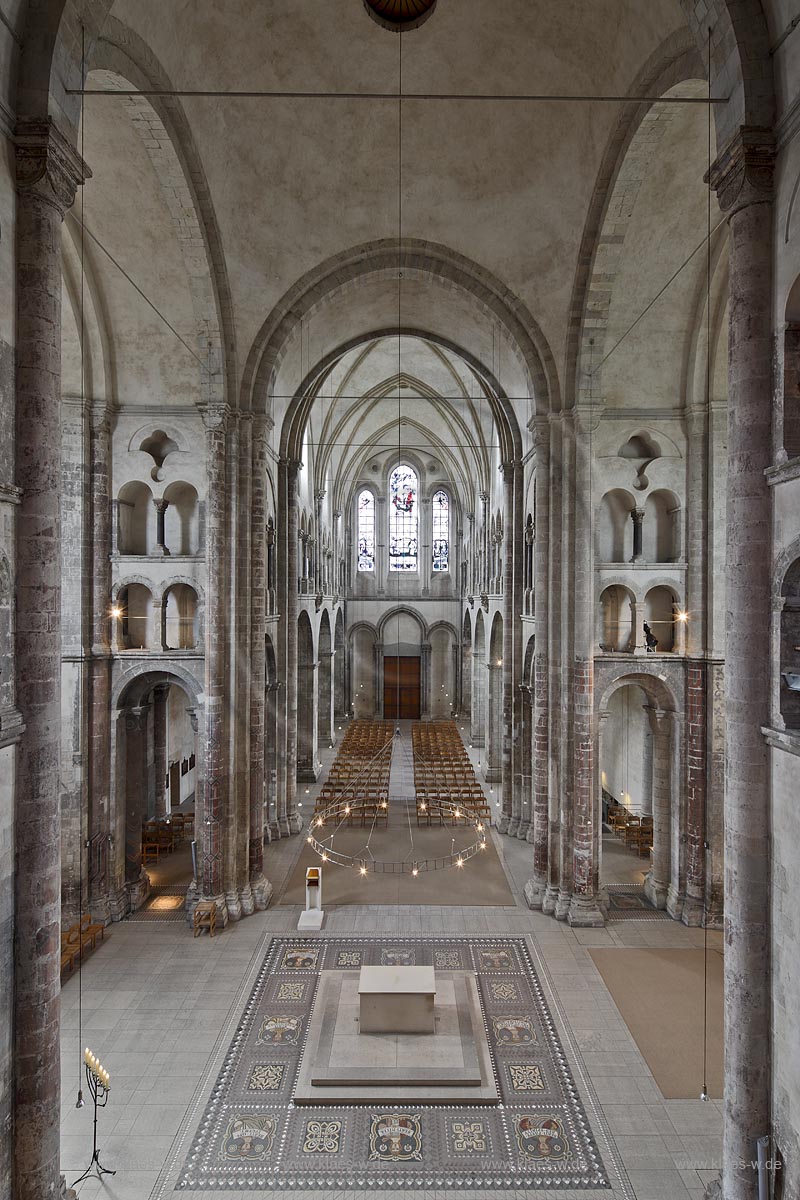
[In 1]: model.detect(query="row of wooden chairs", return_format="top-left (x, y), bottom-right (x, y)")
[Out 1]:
top-left (313, 720), bottom-right (393, 829)
top-left (61, 913), bottom-right (106, 975)
top-left (142, 811), bottom-right (194, 864)
top-left (412, 721), bottom-right (492, 827)
top-left (607, 802), bottom-right (653, 857)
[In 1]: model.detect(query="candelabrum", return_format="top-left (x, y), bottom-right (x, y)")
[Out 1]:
top-left (72, 1048), bottom-right (116, 1186)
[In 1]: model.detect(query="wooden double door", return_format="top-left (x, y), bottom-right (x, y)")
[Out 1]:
top-left (383, 656), bottom-right (421, 720)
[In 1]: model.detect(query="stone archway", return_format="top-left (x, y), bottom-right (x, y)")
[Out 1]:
top-left (597, 672), bottom-right (681, 916)
top-left (296, 611), bottom-right (319, 781)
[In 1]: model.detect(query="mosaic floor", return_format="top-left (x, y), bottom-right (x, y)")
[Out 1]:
top-left (174, 937), bottom-right (610, 1192)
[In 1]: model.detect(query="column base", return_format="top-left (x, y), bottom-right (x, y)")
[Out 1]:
top-left (516, 819), bottom-right (530, 840)
top-left (666, 884), bottom-right (685, 921)
top-left (643, 872), bottom-right (669, 911)
top-left (680, 891), bottom-right (706, 927)
top-left (225, 890), bottom-right (243, 921)
top-left (554, 888), bottom-right (572, 921)
top-left (541, 884), bottom-right (559, 916)
top-left (506, 817), bottom-right (520, 838)
top-left (269, 820), bottom-right (282, 840)
top-left (482, 763), bottom-right (502, 784)
top-left (703, 1175), bottom-right (721, 1199)
top-left (286, 811), bottom-right (303, 834)
top-left (250, 873), bottom-right (274, 910)
top-left (238, 884), bottom-right (255, 918)
top-left (297, 762), bottom-right (322, 783)
top-left (525, 823), bottom-right (536, 844)
top-left (125, 871), bottom-right (151, 914)
top-left (524, 878), bottom-right (547, 910)
top-left (496, 811), bottom-right (511, 835)
top-left (567, 893), bottom-right (606, 927)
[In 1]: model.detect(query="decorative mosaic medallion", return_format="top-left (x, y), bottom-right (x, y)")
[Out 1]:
top-left (256, 1014), bottom-right (302, 1045)
top-left (280, 946), bottom-right (319, 970)
top-left (492, 1015), bottom-right (537, 1046)
top-left (175, 936), bottom-right (611, 1191)
top-left (380, 947), bottom-right (415, 966)
top-left (276, 980), bottom-right (307, 1001)
top-left (302, 1118), bottom-right (342, 1155)
top-left (220, 1115), bottom-right (277, 1161)
top-left (509, 1063), bottom-right (547, 1092)
top-left (368, 1113), bottom-right (423, 1162)
top-left (247, 1063), bottom-right (285, 1092)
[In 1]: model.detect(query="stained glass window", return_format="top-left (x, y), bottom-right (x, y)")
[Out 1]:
top-left (357, 490), bottom-right (375, 572)
top-left (432, 489), bottom-right (449, 572)
top-left (389, 464), bottom-right (418, 571)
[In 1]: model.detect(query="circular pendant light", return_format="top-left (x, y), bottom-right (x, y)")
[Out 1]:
top-left (364, 0), bottom-right (437, 32)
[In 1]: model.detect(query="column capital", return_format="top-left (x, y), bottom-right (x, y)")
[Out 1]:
top-left (707, 126), bottom-right (775, 217)
top-left (14, 117), bottom-right (90, 216)
top-left (200, 402), bottom-right (231, 432)
top-left (124, 705), bottom-right (150, 733)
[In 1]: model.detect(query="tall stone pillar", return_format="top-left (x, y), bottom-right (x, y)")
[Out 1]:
top-left (569, 410), bottom-right (603, 926)
top-left (13, 118), bottom-right (87, 1200)
top-left (197, 404), bottom-right (230, 922)
top-left (153, 684), bottom-right (169, 818)
top-left (124, 705), bottom-right (150, 887)
top-left (643, 708), bottom-right (671, 910)
top-left (249, 416), bottom-right (272, 907)
top-left (88, 409), bottom-right (115, 917)
top-left (542, 417), bottom-right (563, 916)
top-left (527, 421), bottom-right (550, 905)
top-left (282, 458), bottom-right (302, 833)
top-left (498, 464), bottom-right (514, 833)
top-left (681, 659), bottom-right (707, 924)
top-left (708, 127), bottom-right (775, 1200)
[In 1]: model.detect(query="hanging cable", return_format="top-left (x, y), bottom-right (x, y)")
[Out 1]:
top-left (700, 25), bottom-right (712, 1105)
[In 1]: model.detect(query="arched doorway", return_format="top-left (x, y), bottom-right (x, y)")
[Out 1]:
top-left (471, 609), bottom-right (486, 748)
top-left (485, 612), bottom-right (504, 785)
top-left (318, 610), bottom-right (333, 748)
top-left (297, 611), bottom-right (319, 781)
top-left (597, 675), bottom-right (678, 912)
top-left (429, 624), bottom-right (456, 719)
top-left (114, 672), bottom-right (199, 912)
top-left (461, 609), bottom-right (472, 720)
top-left (333, 608), bottom-right (346, 725)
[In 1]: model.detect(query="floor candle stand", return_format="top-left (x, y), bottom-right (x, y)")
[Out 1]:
top-left (72, 1048), bottom-right (116, 1187)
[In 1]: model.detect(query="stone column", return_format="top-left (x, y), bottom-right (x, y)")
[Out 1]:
top-left (153, 497), bottom-right (170, 556)
top-left (681, 659), bottom-right (707, 924)
top-left (88, 409), bottom-right (115, 916)
top-left (569, 410), bottom-right (603, 927)
top-left (708, 127), bottom-right (775, 1200)
top-left (498, 465), bottom-right (514, 833)
top-left (630, 506), bottom-right (644, 561)
top-left (527, 422), bottom-right (550, 903)
top-left (542, 417), bottom-right (563, 916)
top-left (282, 459), bottom-right (302, 832)
top-left (249, 416), bottom-right (272, 906)
top-left (643, 708), bottom-right (671, 910)
top-left (13, 118), bottom-right (87, 1200)
top-left (632, 602), bottom-right (646, 653)
top-left (197, 405), bottom-right (230, 921)
top-left (124, 705), bottom-right (150, 889)
top-left (152, 684), bottom-right (169, 818)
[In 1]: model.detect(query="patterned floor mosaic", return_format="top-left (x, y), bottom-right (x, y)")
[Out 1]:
top-left (176, 937), bottom-right (610, 1192)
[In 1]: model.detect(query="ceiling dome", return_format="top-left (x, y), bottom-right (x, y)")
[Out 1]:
top-left (364, 0), bottom-right (437, 32)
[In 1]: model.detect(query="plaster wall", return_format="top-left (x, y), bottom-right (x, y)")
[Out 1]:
top-left (770, 744), bottom-right (800, 1194)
